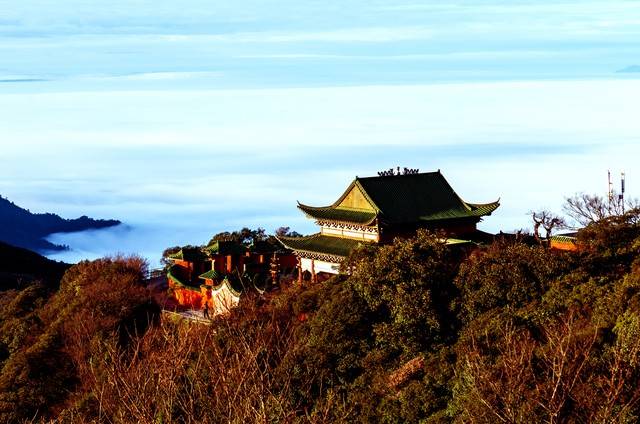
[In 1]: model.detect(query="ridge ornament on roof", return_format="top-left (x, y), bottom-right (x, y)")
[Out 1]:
top-left (377, 166), bottom-right (420, 177)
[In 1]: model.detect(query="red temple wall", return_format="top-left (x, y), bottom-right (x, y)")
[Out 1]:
top-left (172, 288), bottom-right (203, 309)
top-left (550, 240), bottom-right (579, 251)
top-left (278, 254), bottom-right (298, 269)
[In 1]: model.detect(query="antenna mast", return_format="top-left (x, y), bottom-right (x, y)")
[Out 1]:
top-left (621, 172), bottom-right (626, 213)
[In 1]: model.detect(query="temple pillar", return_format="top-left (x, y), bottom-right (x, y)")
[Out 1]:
top-left (297, 257), bottom-right (303, 284)
top-left (311, 259), bottom-right (317, 283)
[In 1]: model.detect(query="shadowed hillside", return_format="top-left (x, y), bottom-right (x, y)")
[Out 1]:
top-left (0, 241), bottom-right (69, 291)
top-left (0, 195), bottom-right (121, 253)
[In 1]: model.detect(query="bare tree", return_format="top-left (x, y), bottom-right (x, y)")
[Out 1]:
top-left (564, 192), bottom-right (640, 227)
top-left (456, 311), bottom-right (601, 424)
top-left (456, 322), bottom-right (539, 423)
top-left (530, 210), bottom-right (567, 244)
top-left (535, 311), bottom-right (598, 423)
top-left (79, 303), bottom-right (306, 424)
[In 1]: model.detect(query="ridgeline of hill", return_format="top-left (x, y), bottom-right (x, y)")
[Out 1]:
top-left (0, 195), bottom-right (121, 253)
top-left (0, 241), bottom-right (69, 291)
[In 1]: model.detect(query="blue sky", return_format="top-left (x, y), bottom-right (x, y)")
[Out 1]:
top-left (2, 0), bottom-right (640, 88)
top-left (0, 1), bottom-right (639, 264)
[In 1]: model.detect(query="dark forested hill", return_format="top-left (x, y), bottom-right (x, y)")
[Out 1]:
top-left (0, 195), bottom-right (121, 253)
top-left (0, 240), bottom-right (69, 291)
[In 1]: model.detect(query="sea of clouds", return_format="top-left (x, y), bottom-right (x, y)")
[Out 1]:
top-left (1, 0), bottom-right (638, 265)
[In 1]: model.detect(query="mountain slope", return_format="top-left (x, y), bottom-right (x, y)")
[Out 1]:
top-left (0, 196), bottom-right (121, 253)
top-left (0, 240), bottom-right (69, 291)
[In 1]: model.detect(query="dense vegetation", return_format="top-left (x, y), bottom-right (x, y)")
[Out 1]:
top-left (0, 195), bottom-right (120, 252)
top-left (1, 208), bottom-right (640, 423)
top-left (0, 256), bottom-right (159, 423)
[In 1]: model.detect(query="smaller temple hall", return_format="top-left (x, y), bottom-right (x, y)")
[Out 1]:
top-left (277, 169), bottom-right (500, 282)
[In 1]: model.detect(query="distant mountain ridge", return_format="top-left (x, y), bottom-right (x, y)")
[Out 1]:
top-left (0, 195), bottom-right (121, 253)
top-left (617, 65), bottom-right (640, 73)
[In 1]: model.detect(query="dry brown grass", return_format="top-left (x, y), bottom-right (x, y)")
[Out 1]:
top-left (47, 290), bottom-right (343, 424)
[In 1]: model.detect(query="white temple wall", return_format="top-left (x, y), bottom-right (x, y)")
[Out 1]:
top-left (209, 285), bottom-right (240, 316)
top-left (300, 257), bottom-right (341, 275)
top-left (320, 225), bottom-right (379, 242)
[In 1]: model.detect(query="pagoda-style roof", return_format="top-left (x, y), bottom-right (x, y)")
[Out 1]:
top-left (167, 265), bottom-right (201, 292)
top-left (297, 171), bottom-right (499, 226)
top-left (297, 204), bottom-right (378, 225)
top-left (550, 232), bottom-right (578, 243)
top-left (168, 247), bottom-right (207, 262)
top-left (199, 269), bottom-right (223, 281)
top-left (207, 276), bottom-right (244, 297)
top-left (276, 234), bottom-right (367, 259)
top-left (277, 233), bottom-right (480, 262)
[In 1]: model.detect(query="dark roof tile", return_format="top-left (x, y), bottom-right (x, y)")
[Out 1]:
top-left (298, 171), bottom-right (499, 225)
top-left (276, 234), bottom-right (368, 258)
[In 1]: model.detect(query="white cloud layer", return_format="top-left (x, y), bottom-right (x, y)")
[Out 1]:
top-left (2, 80), bottom-right (639, 245)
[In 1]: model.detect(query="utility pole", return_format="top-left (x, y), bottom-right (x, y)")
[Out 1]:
top-left (621, 172), bottom-right (626, 213)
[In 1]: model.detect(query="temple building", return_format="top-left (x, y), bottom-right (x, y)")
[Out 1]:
top-left (550, 232), bottom-right (579, 251)
top-left (277, 169), bottom-right (500, 282)
top-left (166, 241), bottom-right (297, 314)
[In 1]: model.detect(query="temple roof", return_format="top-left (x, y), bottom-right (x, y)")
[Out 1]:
top-left (277, 232), bottom-right (486, 261)
top-left (276, 233), bottom-right (368, 259)
top-left (550, 232), bottom-right (578, 243)
top-left (210, 276), bottom-right (244, 297)
top-left (167, 265), bottom-right (201, 291)
top-left (297, 204), bottom-right (377, 225)
top-left (168, 247), bottom-right (207, 262)
top-left (199, 269), bottom-right (223, 281)
top-left (297, 171), bottom-right (499, 226)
